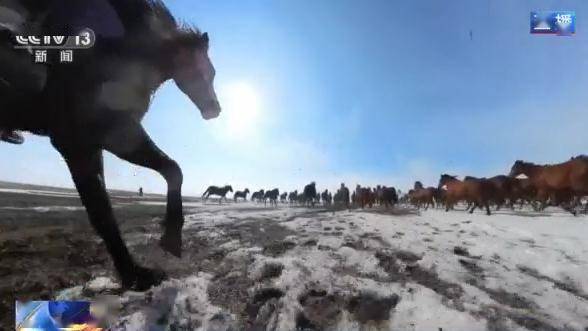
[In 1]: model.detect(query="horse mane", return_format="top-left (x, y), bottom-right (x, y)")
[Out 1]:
top-left (111, 0), bottom-right (205, 47)
top-left (514, 160), bottom-right (535, 166)
top-left (571, 154), bottom-right (588, 160)
top-left (440, 174), bottom-right (457, 179)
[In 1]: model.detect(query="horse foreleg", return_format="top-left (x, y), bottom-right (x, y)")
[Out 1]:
top-left (104, 121), bottom-right (184, 257)
top-left (60, 148), bottom-right (165, 290)
top-left (469, 202), bottom-right (477, 214)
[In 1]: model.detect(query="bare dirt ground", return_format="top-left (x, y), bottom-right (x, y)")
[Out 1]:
top-left (1, 183), bottom-right (588, 331)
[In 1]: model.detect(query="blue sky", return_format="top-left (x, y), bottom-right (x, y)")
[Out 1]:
top-left (1, 0), bottom-right (588, 195)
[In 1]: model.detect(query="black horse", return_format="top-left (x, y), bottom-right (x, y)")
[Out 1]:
top-left (233, 188), bottom-right (250, 202)
top-left (334, 183), bottom-right (350, 207)
top-left (251, 189), bottom-right (265, 203)
top-left (264, 188), bottom-right (279, 207)
top-left (279, 192), bottom-right (288, 203)
top-left (0, 0), bottom-right (220, 290)
top-left (321, 189), bottom-right (332, 206)
top-left (288, 190), bottom-right (298, 204)
top-left (203, 185), bottom-right (233, 204)
top-left (302, 182), bottom-right (317, 207)
top-left (381, 186), bottom-right (398, 208)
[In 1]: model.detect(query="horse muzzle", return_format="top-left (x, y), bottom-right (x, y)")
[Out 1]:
top-left (199, 100), bottom-right (221, 120)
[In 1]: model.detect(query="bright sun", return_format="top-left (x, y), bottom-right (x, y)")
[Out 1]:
top-left (221, 81), bottom-right (261, 136)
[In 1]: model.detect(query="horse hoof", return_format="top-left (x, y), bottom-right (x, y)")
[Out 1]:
top-left (122, 266), bottom-right (167, 291)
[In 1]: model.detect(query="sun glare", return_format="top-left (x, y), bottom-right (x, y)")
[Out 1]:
top-left (221, 81), bottom-right (261, 136)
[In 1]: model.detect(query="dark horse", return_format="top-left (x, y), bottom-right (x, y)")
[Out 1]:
top-left (279, 192), bottom-right (288, 203)
top-left (288, 190), bottom-right (298, 204)
top-left (264, 188), bottom-right (279, 207)
top-left (233, 188), bottom-right (250, 202)
top-left (302, 182), bottom-right (317, 207)
top-left (203, 185), bottom-right (233, 204)
top-left (333, 183), bottom-right (350, 207)
top-left (0, 0), bottom-right (220, 290)
top-left (380, 186), bottom-right (398, 208)
top-left (251, 189), bottom-right (265, 203)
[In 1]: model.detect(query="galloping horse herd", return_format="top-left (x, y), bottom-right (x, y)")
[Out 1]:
top-left (202, 155), bottom-right (588, 216)
top-left (407, 156), bottom-right (588, 216)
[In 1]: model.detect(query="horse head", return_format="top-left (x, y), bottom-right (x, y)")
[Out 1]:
top-left (170, 31), bottom-right (221, 119)
top-left (509, 160), bottom-right (532, 177)
top-left (244, 188), bottom-right (250, 194)
top-left (438, 174), bottom-right (457, 188)
top-left (226, 185), bottom-right (233, 192)
top-left (124, 1), bottom-right (221, 120)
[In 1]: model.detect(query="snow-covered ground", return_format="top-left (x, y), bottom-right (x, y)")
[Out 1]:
top-left (60, 203), bottom-right (588, 331)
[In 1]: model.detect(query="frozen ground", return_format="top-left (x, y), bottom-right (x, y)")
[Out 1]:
top-left (1, 184), bottom-right (588, 331)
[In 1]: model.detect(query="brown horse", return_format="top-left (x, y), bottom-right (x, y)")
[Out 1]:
top-left (509, 157), bottom-right (588, 214)
top-left (408, 186), bottom-right (436, 210)
top-left (438, 174), bottom-right (494, 215)
top-left (509, 178), bottom-right (538, 209)
top-left (355, 185), bottom-right (375, 208)
top-left (464, 175), bottom-right (516, 211)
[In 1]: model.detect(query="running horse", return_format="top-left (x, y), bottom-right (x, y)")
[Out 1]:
top-left (509, 157), bottom-right (588, 214)
top-left (438, 174), bottom-right (494, 215)
top-left (203, 185), bottom-right (233, 204)
top-left (0, 0), bottom-right (221, 290)
top-left (233, 188), bottom-right (250, 202)
top-left (264, 188), bottom-right (280, 207)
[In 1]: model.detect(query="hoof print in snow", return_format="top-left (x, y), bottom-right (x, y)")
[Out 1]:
top-left (376, 250), bottom-right (464, 301)
top-left (208, 312), bottom-right (234, 329)
top-left (298, 288), bottom-right (345, 329)
top-left (296, 312), bottom-right (319, 331)
top-left (262, 240), bottom-right (296, 257)
top-left (207, 273), bottom-right (254, 313)
top-left (302, 239), bottom-right (318, 247)
top-left (258, 262), bottom-right (285, 281)
top-left (346, 292), bottom-right (400, 323)
top-left (207, 249), bottom-right (227, 261)
top-left (458, 259), bottom-right (484, 276)
top-left (252, 287), bottom-right (285, 305)
top-left (342, 240), bottom-right (367, 251)
top-left (453, 246), bottom-right (470, 257)
top-left (317, 245), bottom-right (333, 251)
top-left (245, 288), bottom-right (284, 328)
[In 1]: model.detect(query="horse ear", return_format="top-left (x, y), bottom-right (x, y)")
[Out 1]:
top-left (202, 32), bottom-right (209, 43)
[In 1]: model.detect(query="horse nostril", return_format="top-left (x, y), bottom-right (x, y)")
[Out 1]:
top-left (201, 107), bottom-right (220, 120)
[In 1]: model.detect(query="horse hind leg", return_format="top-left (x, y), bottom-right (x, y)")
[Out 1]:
top-left (485, 201), bottom-right (491, 215)
top-left (58, 148), bottom-right (165, 290)
top-left (103, 119), bottom-right (184, 257)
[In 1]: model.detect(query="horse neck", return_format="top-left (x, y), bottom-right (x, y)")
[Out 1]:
top-left (107, 36), bottom-right (174, 93)
top-left (522, 164), bottom-right (542, 178)
top-left (443, 178), bottom-right (460, 188)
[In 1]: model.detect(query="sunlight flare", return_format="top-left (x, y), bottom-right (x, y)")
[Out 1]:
top-left (219, 81), bottom-right (262, 136)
